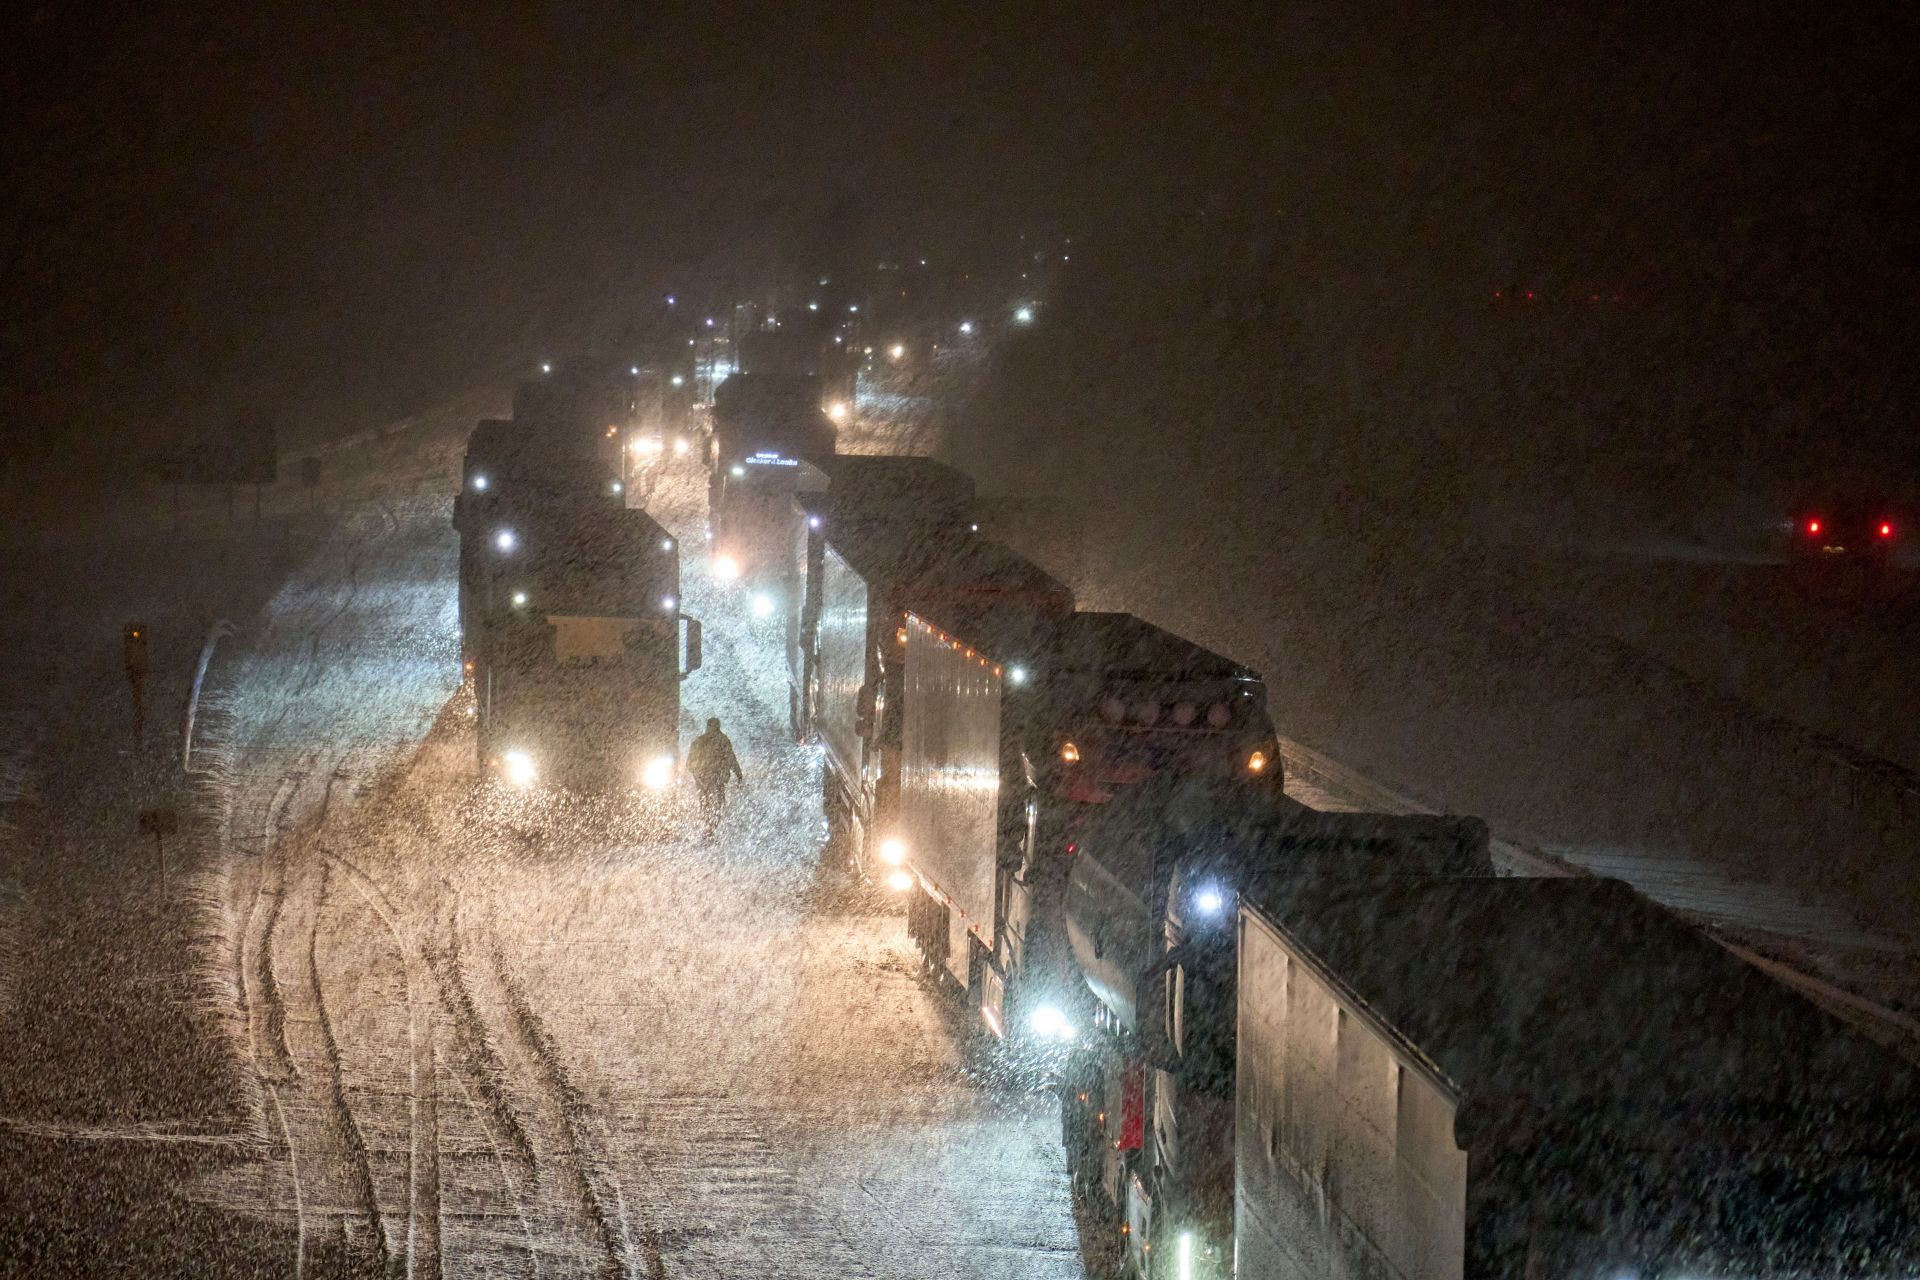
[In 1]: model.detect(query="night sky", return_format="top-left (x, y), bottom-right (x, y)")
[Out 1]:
top-left (5, 3), bottom-right (1915, 475)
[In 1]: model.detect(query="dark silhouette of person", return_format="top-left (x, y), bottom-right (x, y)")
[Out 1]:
top-left (686, 716), bottom-right (744, 822)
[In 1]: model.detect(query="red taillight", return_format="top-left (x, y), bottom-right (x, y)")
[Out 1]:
top-left (1805, 518), bottom-right (1822, 536)
top-left (1879, 521), bottom-right (1895, 539)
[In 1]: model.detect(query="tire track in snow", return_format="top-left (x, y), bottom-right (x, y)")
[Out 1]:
top-left (243, 769), bottom-right (305, 1081)
top-left (235, 765), bottom-right (310, 1277)
top-left (479, 895), bottom-right (653, 1280)
top-left (306, 861), bottom-right (391, 1272)
top-left (428, 885), bottom-right (541, 1276)
top-left (326, 849), bottom-right (441, 1280)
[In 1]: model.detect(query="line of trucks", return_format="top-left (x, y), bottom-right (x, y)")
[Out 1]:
top-left (778, 455), bottom-right (1920, 1276)
top-left (462, 349), bottom-right (1920, 1275)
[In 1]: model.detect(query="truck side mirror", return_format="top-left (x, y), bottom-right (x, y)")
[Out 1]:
top-left (680, 615), bottom-right (703, 678)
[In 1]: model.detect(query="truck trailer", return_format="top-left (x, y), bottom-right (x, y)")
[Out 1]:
top-left (454, 418), bottom-right (624, 664)
top-left (804, 518), bottom-right (1056, 887)
top-left (709, 371), bottom-right (837, 472)
top-left (893, 581), bottom-right (1284, 1045)
top-left (787, 454), bottom-right (978, 740)
top-left (1057, 779), bottom-right (1492, 1279)
top-left (512, 361), bottom-right (643, 475)
top-left (472, 502), bottom-right (700, 791)
top-left (1236, 876), bottom-right (1920, 1279)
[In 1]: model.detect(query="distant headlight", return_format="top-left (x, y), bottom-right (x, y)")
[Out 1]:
top-left (673, 436), bottom-right (690, 456)
top-left (503, 750), bottom-right (537, 787)
top-left (1028, 1005), bottom-right (1075, 1041)
top-left (713, 554), bottom-right (741, 581)
top-left (750, 592), bottom-right (775, 619)
top-left (640, 755), bottom-right (675, 791)
top-left (471, 474), bottom-right (489, 491)
top-left (631, 437), bottom-right (662, 455)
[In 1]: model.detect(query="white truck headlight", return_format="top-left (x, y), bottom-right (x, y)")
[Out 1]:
top-left (503, 750), bottom-right (537, 787)
top-left (1028, 1005), bottom-right (1075, 1041)
top-left (641, 755), bottom-right (675, 791)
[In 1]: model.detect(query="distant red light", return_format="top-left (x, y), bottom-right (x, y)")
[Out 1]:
top-left (1805, 518), bottom-right (1822, 536)
top-left (1879, 521), bottom-right (1895, 538)
top-left (1525, 290), bottom-right (1535, 300)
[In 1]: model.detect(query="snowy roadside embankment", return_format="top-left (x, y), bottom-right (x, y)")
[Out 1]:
top-left (0, 560), bottom-right (298, 1137)
top-left (178, 688), bottom-right (267, 1141)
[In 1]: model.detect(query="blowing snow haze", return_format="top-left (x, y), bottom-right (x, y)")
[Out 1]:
top-left (3, 0), bottom-right (1115, 466)
top-left (4, 4), bottom-right (1920, 1278)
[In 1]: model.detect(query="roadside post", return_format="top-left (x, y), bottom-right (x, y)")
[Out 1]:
top-left (123, 621), bottom-right (150, 746)
top-left (138, 807), bottom-right (178, 896)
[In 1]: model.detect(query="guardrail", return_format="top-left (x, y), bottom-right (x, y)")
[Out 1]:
top-left (1277, 737), bottom-right (1576, 879)
top-left (1521, 600), bottom-right (1920, 940)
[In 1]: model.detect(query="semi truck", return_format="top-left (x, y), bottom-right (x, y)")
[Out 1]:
top-left (709, 372), bottom-right (837, 471)
top-left (453, 418), bottom-right (625, 665)
top-left (512, 361), bottom-right (645, 460)
top-left (1056, 778), bottom-right (1492, 1279)
top-left (471, 501), bottom-right (701, 791)
top-left (619, 365), bottom-right (700, 493)
top-left (1236, 876), bottom-right (1920, 1278)
top-left (737, 314), bottom-right (858, 408)
top-left (707, 373), bottom-right (836, 622)
top-left (787, 455), bottom-right (977, 739)
top-left (890, 575), bottom-right (1284, 1045)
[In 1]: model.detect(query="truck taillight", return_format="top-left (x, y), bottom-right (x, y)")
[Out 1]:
top-left (1879, 520), bottom-right (1895, 539)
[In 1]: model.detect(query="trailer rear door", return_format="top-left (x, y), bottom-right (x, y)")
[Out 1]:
top-left (900, 615), bottom-right (1003, 985)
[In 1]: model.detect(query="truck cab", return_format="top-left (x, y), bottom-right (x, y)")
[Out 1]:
top-left (1061, 785), bottom-right (1493, 1279)
top-left (707, 372), bottom-right (836, 625)
top-left (472, 503), bottom-right (699, 791)
top-left (985, 613), bottom-right (1283, 1049)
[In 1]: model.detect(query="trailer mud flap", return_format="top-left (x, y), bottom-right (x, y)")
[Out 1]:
top-left (945, 910), bottom-right (973, 988)
top-left (980, 965), bottom-right (1007, 1038)
top-left (907, 886), bottom-right (949, 976)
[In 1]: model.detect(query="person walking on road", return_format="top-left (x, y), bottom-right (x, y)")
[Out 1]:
top-left (687, 716), bottom-right (744, 833)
